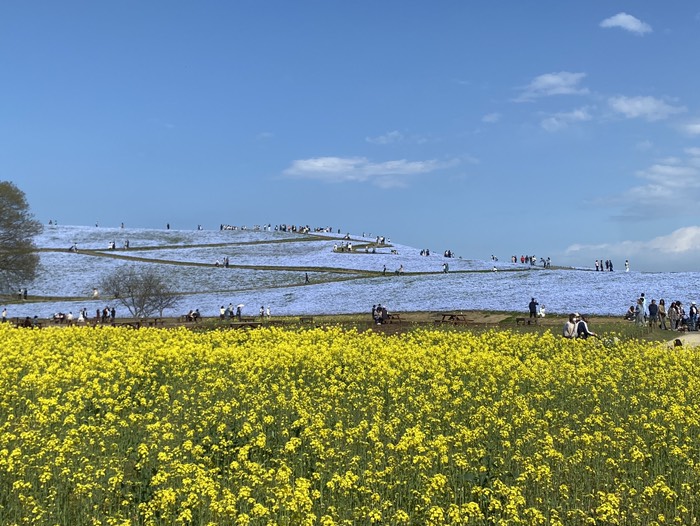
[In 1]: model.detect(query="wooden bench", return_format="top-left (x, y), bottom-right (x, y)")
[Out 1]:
top-left (13, 317), bottom-right (41, 328)
top-left (516, 317), bottom-right (538, 326)
top-left (388, 313), bottom-right (403, 323)
top-left (299, 316), bottom-right (314, 324)
top-left (229, 321), bottom-right (262, 329)
top-left (437, 314), bottom-right (472, 325)
top-left (114, 321), bottom-right (141, 329)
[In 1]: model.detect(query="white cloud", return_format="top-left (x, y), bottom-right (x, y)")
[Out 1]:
top-left (608, 96), bottom-right (686, 121)
top-left (600, 12), bottom-right (652, 35)
top-left (566, 227), bottom-right (700, 257)
top-left (283, 156), bottom-right (457, 187)
top-left (481, 112), bottom-right (501, 123)
top-left (559, 226), bottom-right (700, 271)
top-left (541, 107), bottom-right (592, 132)
top-left (366, 131), bottom-right (404, 145)
top-left (515, 72), bottom-right (588, 102)
top-left (686, 147), bottom-right (700, 157)
top-left (683, 123), bottom-right (700, 135)
top-left (604, 151), bottom-right (700, 220)
top-left (636, 163), bottom-right (699, 187)
top-left (365, 130), bottom-right (432, 145)
top-left (647, 227), bottom-right (700, 253)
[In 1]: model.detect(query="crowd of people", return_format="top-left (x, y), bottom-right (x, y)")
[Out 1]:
top-left (595, 259), bottom-right (615, 271)
top-left (48, 306), bottom-right (117, 324)
top-left (219, 303), bottom-right (244, 320)
top-left (624, 292), bottom-right (699, 331)
top-left (510, 255), bottom-right (551, 268)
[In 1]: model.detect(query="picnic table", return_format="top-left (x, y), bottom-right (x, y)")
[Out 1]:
top-left (388, 313), bottom-right (403, 323)
top-left (436, 313), bottom-right (472, 325)
top-left (229, 320), bottom-right (262, 329)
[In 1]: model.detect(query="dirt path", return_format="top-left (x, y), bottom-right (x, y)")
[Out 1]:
top-left (666, 332), bottom-right (700, 348)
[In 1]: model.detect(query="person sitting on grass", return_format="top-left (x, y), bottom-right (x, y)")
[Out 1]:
top-left (576, 315), bottom-right (597, 339)
top-left (563, 314), bottom-right (577, 339)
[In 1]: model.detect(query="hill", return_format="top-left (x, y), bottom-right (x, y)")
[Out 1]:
top-left (4, 224), bottom-right (698, 319)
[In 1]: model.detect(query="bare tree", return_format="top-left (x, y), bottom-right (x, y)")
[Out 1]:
top-left (0, 181), bottom-right (43, 293)
top-left (99, 265), bottom-right (180, 317)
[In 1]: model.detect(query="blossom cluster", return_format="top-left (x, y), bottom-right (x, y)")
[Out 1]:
top-left (1, 324), bottom-right (699, 525)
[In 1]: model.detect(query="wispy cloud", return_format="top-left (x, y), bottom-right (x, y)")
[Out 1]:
top-left (562, 226), bottom-right (700, 272)
top-left (481, 112), bottom-right (501, 124)
top-left (600, 12), bottom-right (652, 35)
top-left (365, 130), bottom-right (431, 145)
top-left (603, 150), bottom-right (700, 220)
top-left (683, 122), bottom-right (700, 135)
top-left (566, 227), bottom-right (700, 256)
top-left (283, 156), bottom-right (457, 188)
top-left (256, 132), bottom-right (274, 140)
top-left (366, 131), bottom-right (404, 145)
top-left (541, 107), bottom-right (592, 132)
top-left (515, 72), bottom-right (588, 102)
top-left (608, 96), bottom-right (686, 121)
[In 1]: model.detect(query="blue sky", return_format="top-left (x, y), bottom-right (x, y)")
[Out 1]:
top-left (2, 2), bottom-right (700, 272)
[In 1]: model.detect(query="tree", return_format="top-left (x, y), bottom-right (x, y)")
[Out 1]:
top-left (0, 181), bottom-right (43, 293)
top-left (99, 265), bottom-right (181, 317)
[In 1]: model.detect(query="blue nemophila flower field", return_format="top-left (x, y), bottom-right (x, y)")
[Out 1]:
top-left (10, 224), bottom-right (699, 319)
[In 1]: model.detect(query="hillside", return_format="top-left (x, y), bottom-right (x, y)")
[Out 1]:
top-left (5, 224), bottom-right (699, 319)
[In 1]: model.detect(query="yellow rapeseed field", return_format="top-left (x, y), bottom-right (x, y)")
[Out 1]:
top-left (0, 324), bottom-right (699, 525)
